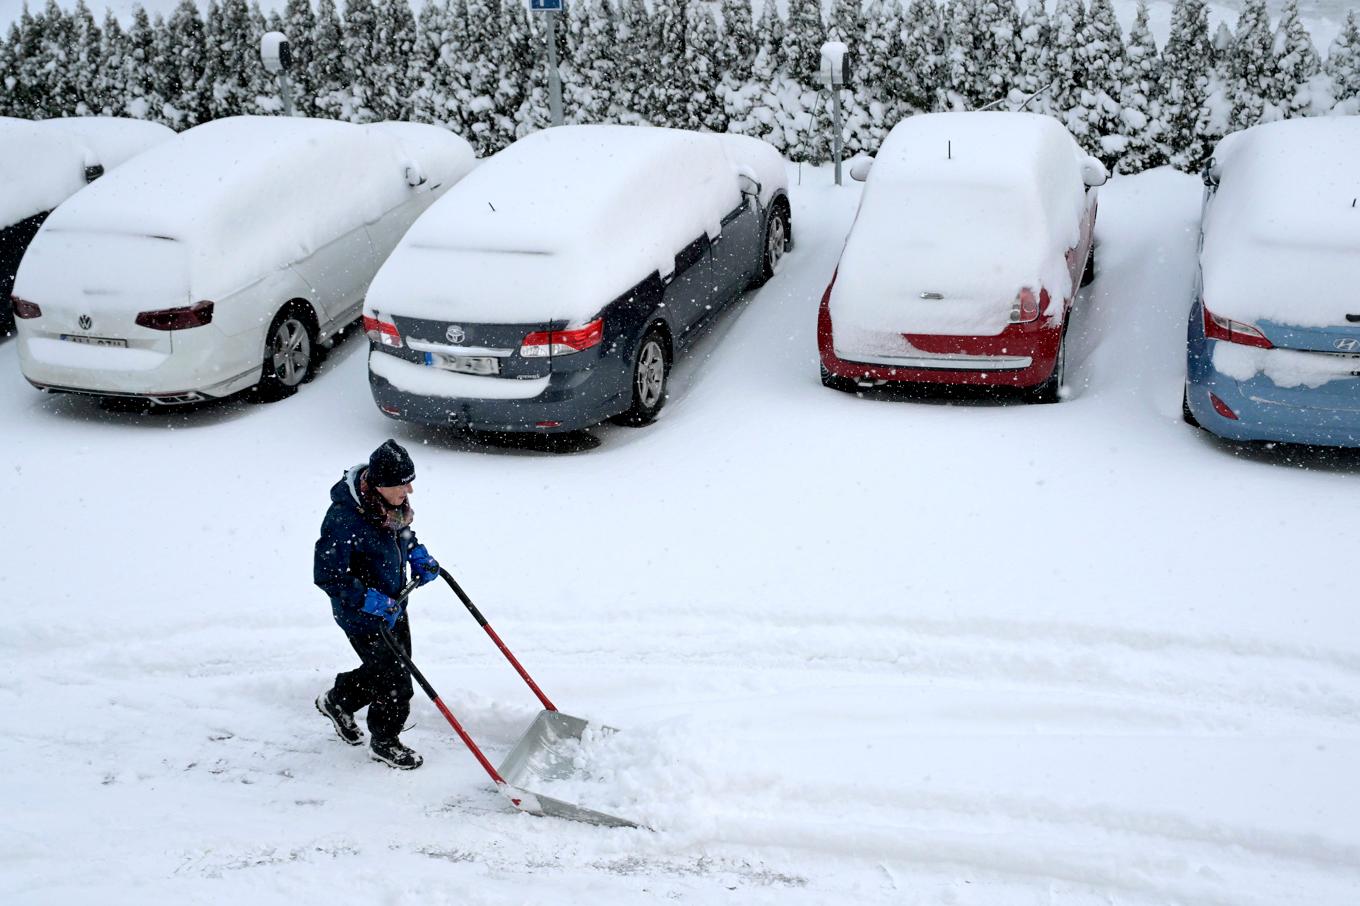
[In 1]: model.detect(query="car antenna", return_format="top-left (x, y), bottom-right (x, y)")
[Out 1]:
top-left (948, 140), bottom-right (952, 161)
top-left (488, 201), bottom-right (496, 212)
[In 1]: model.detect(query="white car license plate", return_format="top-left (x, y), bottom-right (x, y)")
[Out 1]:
top-left (425, 352), bottom-right (499, 376)
top-left (60, 334), bottom-right (128, 348)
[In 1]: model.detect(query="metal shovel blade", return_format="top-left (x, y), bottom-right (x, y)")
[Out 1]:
top-left (496, 709), bottom-right (639, 829)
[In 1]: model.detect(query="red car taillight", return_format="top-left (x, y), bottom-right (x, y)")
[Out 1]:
top-left (11, 295), bottom-right (41, 319)
top-left (521, 318), bottom-right (604, 358)
top-left (135, 300), bottom-right (214, 330)
top-left (1203, 303), bottom-right (1272, 349)
top-left (1009, 287), bottom-right (1046, 324)
top-left (363, 314), bottom-right (403, 348)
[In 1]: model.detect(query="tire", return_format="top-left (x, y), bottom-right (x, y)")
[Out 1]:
top-left (1031, 330), bottom-right (1067, 404)
top-left (820, 364), bottom-right (857, 393)
top-left (255, 305), bottom-right (317, 402)
top-left (749, 203), bottom-right (790, 288)
top-left (611, 326), bottom-right (670, 427)
top-left (1080, 243), bottom-right (1096, 287)
top-left (1182, 384), bottom-right (1202, 428)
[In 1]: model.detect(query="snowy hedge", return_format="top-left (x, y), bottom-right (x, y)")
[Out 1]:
top-left (3, 0), bottom-right (1359, 172)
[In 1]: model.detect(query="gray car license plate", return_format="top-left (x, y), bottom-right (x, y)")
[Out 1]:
top-left (60, 334), bottom-right (128, 348)
top-left (425, 352), bottom-right (499, 376)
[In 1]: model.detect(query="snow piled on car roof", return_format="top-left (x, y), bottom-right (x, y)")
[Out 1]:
top-left (0, 121), bottom-right (92, 227)
top-left (1201, 117), bottom-right (1360, 328)
top-left (831, 112), bottom-right (1090, 340)
top-left (367, 125), bottom-right (777, 325)
top-left (35, 117), bottom-right (175, 173)
top-left (31, 116), bottom-right (472, 301)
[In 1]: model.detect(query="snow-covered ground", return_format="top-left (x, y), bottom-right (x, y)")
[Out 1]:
top-left (3, 162), bottom-right (1359, 905)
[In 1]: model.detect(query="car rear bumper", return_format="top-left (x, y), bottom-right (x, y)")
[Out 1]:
top-left (1187, 356), bottom-right (1360, 447)
top-left (368, 350), bottom-right (626, 433)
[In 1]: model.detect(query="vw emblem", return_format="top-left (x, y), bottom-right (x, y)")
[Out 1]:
top-left (78, 315), bottom-right (93, 330)
top-left (1334, 338), bottom-right (1360, 352)
top-left (445, 325), bottom-right (466, 344)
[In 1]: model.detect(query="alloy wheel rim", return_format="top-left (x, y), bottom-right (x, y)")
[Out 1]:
top-left (767, 216), bottom-right (786, 272)
top-left (636, 341), bottom-right (665, 408)
top-left (272, 319), bottom-right (311, 387)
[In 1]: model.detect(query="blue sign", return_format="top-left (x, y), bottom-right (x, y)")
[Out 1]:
top-left (530, 0), bottom-right (562, 9)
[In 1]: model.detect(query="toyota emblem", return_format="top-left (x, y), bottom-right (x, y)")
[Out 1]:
top-left (1334, 338), bottom-right (1359, 352)
top-left (78, 315), bottom-right (93, 330)
top-left (446, 325), bottom-right (466, 344)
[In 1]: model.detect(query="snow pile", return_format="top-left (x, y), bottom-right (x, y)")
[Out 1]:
top-left (1201, 117), bottom-right (1360, 328)
top-left (1212, 343), bottom-right (1360, 390)
top-left (830, 112), bottom-right (1091, 343)
top-left (35, 116), bottom-right (175, 172)
top-left (0, 121), bottom-right (89, 227)
top-left (25, 116), bottom-right (472, 303)
top-left (366, 125), bottom-right (785, 325)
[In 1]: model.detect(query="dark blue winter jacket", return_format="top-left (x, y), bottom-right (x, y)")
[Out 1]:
top-left (314, 464), bottom-right (419, 634)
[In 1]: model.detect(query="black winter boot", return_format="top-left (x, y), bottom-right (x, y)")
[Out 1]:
top-left (316, 690), bottom-right (363, 746)
top-left (371, 737), bottom-right (423, 770)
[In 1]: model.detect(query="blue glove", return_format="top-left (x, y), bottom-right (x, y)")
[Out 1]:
top-left (361, 588), bottom-right (402, 629)
top-left (409, 544), bottom-right (439, 587)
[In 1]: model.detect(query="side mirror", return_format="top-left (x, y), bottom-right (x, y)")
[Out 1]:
top-left (736, 165), bottom-right (761, 199)
top-left (849, 157), bottom-right (873, 182)
top-left (1081, 156), bottom-right (1109, 188)
top-left (1201, 157), bottom-right (1220, 189)
top-left (83, 163), bottom-right (105, 183)
top-left (404, 162), bottom-right (427, 188)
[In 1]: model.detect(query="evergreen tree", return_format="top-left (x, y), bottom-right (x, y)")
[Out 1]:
top-left (123, 4), bottom-right (166, 120)
top-left (410, 0), bottom-right (462, 128)
top-left (1117, 0), bottom-right (1165, 172)
top-left (68, 0), bottom-right (102, 115)
top-left (715, 0), bottom-right (757, 131)
top-left (1273, 0), bottom-right (1320, 117)
top-left (857, 0), bottom-right (906, 142)
top-left (1015, 0), bottom-right (1053, 113)
top-left (643, 0), bottom-right (688, 127)
top-left (782, 0), bottom-right (824, 88)
top-left (497, 0), bottom-right (532, 143)
top-left (899, 0), bottom-right (947, 113)
top-left (1325, 10), bottom-right (1360, 106)
top-left (1227, 0), bottom-right (1274, 132)
top-left (38, 0), bottom-right (78, 116)
top-left (341, 0), bottom-right (381, 121)
top-left (282, 0), bottom-right (319, 116)
top-left (567, 0), bottom-right (618, 124)
top-left (91, 9), bottom-right (125, 117)
top-left (462, 0), bottom-right (505, 147)
top-left (1083, 0), bottom-right (1127, 166)
top-left (247, 1), bottom-right (275, 113)
top-left (1210, 20), bottom-right (1234, 83)
top-left (684, 1), bottom-right (723, 132)
top-left (1159, 0), bottom-right (1214, 170)
top-left (945, 0), bottom-right (987, 109)
top-left (162, 0), bottom-right (208, 126)
top-left (313, 0), bottom-right (348, 119)
top-left (613, 0), bottom-right (652, 123)
top-left (1049, 0), bottom-right (1087, 128)
top-left (202, 0), bottom-right (258, 118)
top-left (977, 0), bottom-right (1022, 108)
top-left (11, 3), bottom-right (51, 118)
top-left (1, 21), bottom-right (23, 116)
top-left (373, 0), bottom-right (418, 120)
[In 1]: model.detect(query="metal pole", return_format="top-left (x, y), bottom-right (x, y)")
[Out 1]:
top-left (546, 10), bottom-right (563, 126)
top-left (832, 87), bottom-right (843, 186)
top-left (279, 73), bottom-right (294, 117)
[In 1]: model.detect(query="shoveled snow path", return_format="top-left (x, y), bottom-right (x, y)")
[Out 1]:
top-left (3, 165), bottom-right (1358, 905)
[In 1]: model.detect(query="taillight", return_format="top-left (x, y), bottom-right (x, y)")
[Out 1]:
top-left (363, 314), bottom-right (403, 348)
top-left (521, 318), bottom-right (604, 358)
top-left (135, 300), bottom-right (214, 330)
top-left (1009, 287), bottom-right (1044, 324)
top-left (1209, 392), bottom-right (1239, 420)
top-left (1202, 303), bottom-right (1272, 349)
top-left (11, 295), bottom-right (41, 319)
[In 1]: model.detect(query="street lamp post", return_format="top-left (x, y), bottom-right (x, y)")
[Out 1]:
top-left (261, 31), bottom-right (294, 117)
top-left (820, 41), bottom-right (849, 186)
top-left (531, 0), bottom-right (564, 126)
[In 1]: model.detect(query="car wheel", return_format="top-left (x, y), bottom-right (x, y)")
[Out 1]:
top-left (820, 364), bottom-right (857, 393)
top-left (1031, 330), bottom-right (1067, 404)
top-left (611, 326), bottom-right (670, 427)
top-left (1080, 243), bottom-right (1096, 287)
top-left (1182, 384), bottom-right (1202, 428)
top-left (255, 306), bottom-right (317, 402)
top-left (749, 203), bottom-right (790, 288)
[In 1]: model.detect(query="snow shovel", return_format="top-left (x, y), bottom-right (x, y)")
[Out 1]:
top-left (380, 570), bottom-right (639, 829)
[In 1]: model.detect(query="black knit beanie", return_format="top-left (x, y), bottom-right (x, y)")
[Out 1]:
top-left (368, 439), bottom-right (416, 488)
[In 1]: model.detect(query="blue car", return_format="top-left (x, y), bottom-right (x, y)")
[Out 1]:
top-left (1184, 118), bottom-right (1360, 448)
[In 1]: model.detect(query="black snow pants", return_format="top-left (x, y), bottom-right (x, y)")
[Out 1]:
top-left (330, 617), bottom-right (414, 741)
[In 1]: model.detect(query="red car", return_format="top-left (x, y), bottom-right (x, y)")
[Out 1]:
top-left (819, 112), bottom-right (1106, 403)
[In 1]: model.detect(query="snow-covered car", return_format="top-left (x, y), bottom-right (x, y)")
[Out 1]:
top-left (363, 124), bottom-right (791, 433)
top-left (818, 111), bottom-right (1106, 402)
top-left (1, 116), bottom-right (174, 335)
top-left (12, 116), bottom-right (475, 404)
top-left (1185, 118), bottom-right (1360, 446)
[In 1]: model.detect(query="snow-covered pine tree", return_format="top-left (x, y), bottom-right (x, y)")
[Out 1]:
top-left (35, 0), bottom-right (77, 116)
top-left (496, 0), bottom-right (532, 143)
top-left (1210, 20), bottom-right (1233, 83)
top-left (1049, 0), bottom-right (1088, 133)
top-left (462, 0), bottom-right (505, 150)
top-left (1116, 0), bottom-right (1165, 172)
top-left (1, 20), bottom-right (24, 117)
top-left (977, 0), bottom-right (1022, 109)
top-left (160, 0), bottom-right (208, 126)
top-left (203, 0), bottom-right (258, 118)
top-left (568, 0), bottom-right (618, 124)
top-left (684, 2), bottom-right (724, 132)
top-left (1082, 0), bottom-right (1128, 167)
top-left (1159, 0), bottom-right (1214, 170)
top-left (643, 0), bottom-right (688, 127)
top-left (340, 0), bottom-right (381, 121)
top-left (68, 0), bottom-right (102, 116)
top-left (1272, 0), bottom-right (1320, 117)
top-left (281, 0), bottom-right (318, 116)
top-left (613, 0), bottom-right (651, 123)
top-left (715, 0), bottom-right (758, 132)
top-left (9, 3), bottom-right (51, 119)
top-left (782, 0), bottom-right (824, 88)
top-left (372, 0), bottom-right (417, 120)
top-left (899, 0), bottom-right (947, 113)
top-left (857, 0), bottom-right (906, 145)
top-left (246, 1), bottom-right (276, 114)
top-left (730, 0), bottom-right (785, 147)
top-left (1015, 0), bottom-right (1053, 113)
top-left (312, 0), bottom-right (348, 119)
top-left (945, 0), bottom-right (987, 110)
top-left (1226, 0), bottom-right (1274, 132)
top-left (1325, 10), bottom-right (1360, 108)
top-left (123, 4), bottom-right (167, 120)
top-left (410, 0), bottom-right (452, 126)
